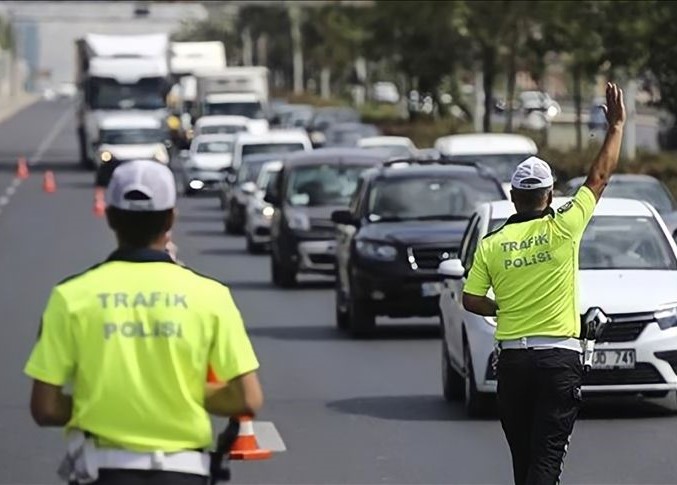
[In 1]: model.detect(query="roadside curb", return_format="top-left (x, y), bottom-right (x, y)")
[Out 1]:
top-left (0, 94), bottom-right (40, 124)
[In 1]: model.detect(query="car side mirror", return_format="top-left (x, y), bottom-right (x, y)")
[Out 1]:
top-left (438, 259), bottom-right (465, 279)
top-left (331, 209), bottom-right (357, 226)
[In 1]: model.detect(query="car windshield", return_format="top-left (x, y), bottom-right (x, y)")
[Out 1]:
top-left (447, 154), bottom-right (533, 182)
top-left (567, 180), bottom-right (675, 213)
top-left (369, 176), bottom-right (504, 221)
top-left (490, 216), bottom-right (677, 270)
top-left (196, 141), bottom-right (233, 153)
top-left (90, 78), bottom-right (166, 110)
top-left (236, 160), bottom-right (268, 184)
top-left (200, 125), bottom-right (247, 135)
top-left (205, 102), bottom-right (265, 119)
top-left (100, 128), bottom-right (164, 145)
top-left (257, 167), bottom-right (280, 190)
top-left (286, 164), bottom-right (367, 207)
top-left (242, 143), bottom-right (305, 157)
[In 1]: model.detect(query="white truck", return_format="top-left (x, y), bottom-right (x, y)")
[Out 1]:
top-left (168, 41), bottom-right (227, 147)
top-left (194, 67), bottom-right (270, 128)
top-left (75, 33), bottom-right (171, 168)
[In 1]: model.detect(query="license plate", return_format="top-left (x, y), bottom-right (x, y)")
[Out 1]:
top-left (592, 349), bottom-right (636, 369)
top-left (421, 282), bottom-right (443, 297)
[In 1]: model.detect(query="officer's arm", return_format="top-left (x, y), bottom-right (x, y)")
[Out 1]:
top-left (584, 82), bottom-right (626, 200)
top-left (30, 381), bottom-right (72, 426)
top-left (205, 372), bottom-right (263, 417)
top-left (462, 293), bottom-right (498, 317)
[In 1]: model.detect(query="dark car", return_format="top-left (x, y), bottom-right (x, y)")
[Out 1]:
top-left (324, 122), bottom-right (381, 148)
top-left (264, 148), bottom-right (387, 287)
top-left (221, 153), bottom-right (284, 234)
top-left (332, 161), bottom-right (507, 336)
top-left (306, 107), bottom-right (361, 148)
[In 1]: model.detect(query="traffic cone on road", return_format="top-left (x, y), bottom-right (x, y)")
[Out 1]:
top-left (93, 188), bottom-right (106, 217)
top-left (229, 416), bottom-right (272, 461)
top-left (16, 157), bottom-right (29, 179)
top-left (43, 171), bottom-right (56, 193)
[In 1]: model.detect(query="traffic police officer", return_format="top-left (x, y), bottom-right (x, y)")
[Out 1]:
top-left (25, 160), bottom-right (263, 485)
top-left (462, 83), bottom-right (625, 485)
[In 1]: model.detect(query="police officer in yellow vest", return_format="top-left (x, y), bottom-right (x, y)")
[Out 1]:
top-left (25, 160), bottom-right (263, 485)
top-left (463, 83), bottom-right (626, 485)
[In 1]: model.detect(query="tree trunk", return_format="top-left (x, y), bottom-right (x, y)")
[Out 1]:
top-left (504, 43), bottom-right (517, 133)
top-left (573, 64), bottom-right (583, 152)
top-left (320, 67), bottom-right (331, 100)
top-left (288, 5), bottom-right (304, 94)
top-left (241, 27), bottom-right (253, 67)
top-left (482, 45), bottom-right (495, 133)
top-left (256, 34), bottom-right (268, 67)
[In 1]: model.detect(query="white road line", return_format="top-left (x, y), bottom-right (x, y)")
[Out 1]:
top-left (0, 196), bottom-right (9, 206)
top-left (6, 186), bottom-right (15, 196)
top-left (10, 178), bottom-right (21, 189)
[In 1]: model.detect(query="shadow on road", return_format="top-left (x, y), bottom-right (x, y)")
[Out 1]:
top-left (247, 323), bottom-right (439, 341)
top-left (579, 396), bottom-right (675, 420)
top-left (187, 229), bottom-right (226, 237)
top-left (60, 180), bottom-right (96, 190)
top-left (0, 160), bottom-right (84, 173)
top-left (200, 247), bottom-right (249, 256)
top-left (326, 394), bottom-right (487, 422)
top-left (178, 214), bottom-right (224, 223)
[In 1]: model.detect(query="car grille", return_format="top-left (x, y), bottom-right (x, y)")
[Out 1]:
top-left (309, 253), bottom-right (335, 265)
top-left (408, 245), bottom-right (458, 270)
top-left (593, 312), bottom-right (653, 343)
top-left (584, 363), bottom-right (665, 385)
top-left (309, 219), bottom-right (336, 238)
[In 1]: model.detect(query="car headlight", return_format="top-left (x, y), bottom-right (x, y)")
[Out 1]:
top-left (655, 307), bottom-right (677, 330)
top-left (355, 240), bottom-right (398, 261)
top-left (546, 105), bottom-right (560, 118)
top-left (99, 150), bottom-right (113, 163)
top-left (153, 148), bottom-right (169, 164)
top-left (287, 211), bottom-right (310, 231)
top-left (262, 206), bottom-right (275, 218)
top-left (310, 131), bottom-right (326, 144)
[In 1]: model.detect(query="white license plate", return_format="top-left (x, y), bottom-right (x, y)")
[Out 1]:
top-left (592, 349), bottom-right (636, 369)
top-left (421, 282), bottom-right (444, 297)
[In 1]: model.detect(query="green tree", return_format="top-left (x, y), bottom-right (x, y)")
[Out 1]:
top-left (647, 1), bottom-right (677, 118)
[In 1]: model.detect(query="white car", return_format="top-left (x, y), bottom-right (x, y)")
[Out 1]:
top-left (96, 114), bottom-right (169, 168)
top-left (439, 197), bottom-right (677, 416)
top-left (231, 130), bottom-right (312, 171)
top-left (357, 136), bottom-right (418, 159)
top-left (193, 115), bottom-right (268, 137)
top-left (245, 160), bottom-right (282, 253)
top-left (434, 133), bottom-right (538, 196)
top-left (180, 134), bottom-right (235, 194)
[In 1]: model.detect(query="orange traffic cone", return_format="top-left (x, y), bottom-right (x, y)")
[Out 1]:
top-left (16, 157), bottom-right (29, 179)
top-left (43, 171), bottom-right (56, 193)
top-left (229, 416), bottom-right (272, 461)
top-left (93, 188), bottom-right (106, 217)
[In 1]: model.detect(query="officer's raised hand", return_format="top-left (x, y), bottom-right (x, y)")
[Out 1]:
top-left (602, 82), bottom-right (626, 129)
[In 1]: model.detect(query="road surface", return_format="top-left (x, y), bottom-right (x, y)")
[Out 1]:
top-left (1, 99), bottom-right (677, 484)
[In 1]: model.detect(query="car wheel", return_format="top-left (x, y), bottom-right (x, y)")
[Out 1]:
top-left (334, 276), bottom-right (349, 330)
top-left (348, 295), bottom-right (375, 338)
top-left (464, 342), bottom-right (494, 417)
top-left (246, 233), bottom-right (264, 254)
top-left (271, 249), bottom-right (296, 288)
top-left (442, 332), bottom-right (465, 402)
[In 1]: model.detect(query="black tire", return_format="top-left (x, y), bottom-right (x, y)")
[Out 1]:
top-left (464, 343), bottom-right (494, 417)
top-left (271, 249), bottom-right (296, 288)
top-left (348, 296), bottom-right (375, 338)
top-left (442, 338), bottom-right (465, 402)
top-left (334, 277), bottom-right (349, 330)
top-left (246, 233), bottom-right (264, 254)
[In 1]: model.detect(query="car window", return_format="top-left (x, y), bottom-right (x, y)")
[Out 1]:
top-left (565, 179), bottom-right (675, 213)
top-left (196, 141), bottom-right (232, 153)
top-left (242, 143), bottom-right (305, 157)
top-left (286, 164), bottom-right (368, 207)
top-left (367, 175), bottom-right (504, 221)
top-left (200, 125), bottom-right (247, 135)
top-left (236, 160), bottom-right (267, 184)
top-left (349, 178), bottom-right (365, 216)
top-left (100, 128), bottom-right (164, 145)
top-left (446, 154), bottom-right (533, 183)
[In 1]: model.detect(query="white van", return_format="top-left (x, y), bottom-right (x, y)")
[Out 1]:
top-left (231, 130), bottom-right (313, 170)
top-left (434, 133), bottom-right (538, 195)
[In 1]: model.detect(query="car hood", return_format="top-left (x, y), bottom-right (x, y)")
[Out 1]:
top-left (100, 143), bottom-right (163, 160)
top-left (579, 270), bottom-right (677, 314)
top-left (190, 153), bottom-right (233, 170)
top-left (358, 220), bottom-right (469, 246)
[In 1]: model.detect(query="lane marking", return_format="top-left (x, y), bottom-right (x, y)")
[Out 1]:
top-left (0, 105), bottom-right (74, 218)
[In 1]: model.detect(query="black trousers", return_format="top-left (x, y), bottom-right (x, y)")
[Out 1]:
top-left (497, 348), bottom-right (583, 485)
top-left (70, 469), bottom-right (208, 485)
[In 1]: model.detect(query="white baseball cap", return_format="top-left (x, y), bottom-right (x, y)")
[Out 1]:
top-left (511, 156), bottom-right (554, 190)
top-left (106, 160), bottom-right (176, 211)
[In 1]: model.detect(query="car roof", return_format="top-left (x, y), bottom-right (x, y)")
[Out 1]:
top-left (261, 160), bottom-right (283, 172)
top-left (192, 134), bottom-right (236, 143)
top-left (369, 163), bottom-right (488, 179)
top-left (283, 147), bottom-right (386, 167)
top-left (358, 136), bottom-right (413, 147)
top-left (486, 197), bottom-right (656, 220)
top-left (434, 133), bottom-right (538, 155)
top-left (99, 115), bottom-right (162, 129)
top-left (567, 173), bottom-right (662, 186)
top-left (236, 129), bottom-right (310, 144)
top-left (195, 115), bottom-right (250, 127)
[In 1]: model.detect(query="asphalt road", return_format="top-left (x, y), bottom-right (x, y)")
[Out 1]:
top-left (2, 100), bottom-right (677, 485)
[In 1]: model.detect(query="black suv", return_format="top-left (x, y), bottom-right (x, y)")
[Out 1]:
top-left (264, 148), bottom-right (386, 287)
top-left (332, 161), bottom-right (506, 336)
